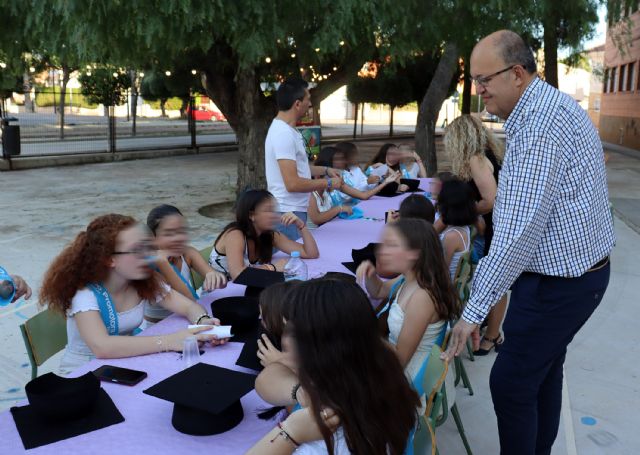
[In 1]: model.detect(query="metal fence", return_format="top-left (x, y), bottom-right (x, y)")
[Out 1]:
top-left (0, 90), bottom-right (233, 159)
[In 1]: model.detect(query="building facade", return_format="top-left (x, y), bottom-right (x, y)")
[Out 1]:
top-left (601, 8), bottom-right (640, 150)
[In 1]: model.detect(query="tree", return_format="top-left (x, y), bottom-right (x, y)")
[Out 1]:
top-left (79, 67), bottom-right (130, 107)
top-left (18, 1), bottom-right (399, 190)
top-left (140, 71), bottom-right (173, 117)
top-left (347, 68), bottom-right (413, 136)
top-left (537, 0), bottom-right (600, 88)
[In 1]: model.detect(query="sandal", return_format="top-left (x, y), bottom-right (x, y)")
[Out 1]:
top-left (473, 335), bottom-right (503, 356)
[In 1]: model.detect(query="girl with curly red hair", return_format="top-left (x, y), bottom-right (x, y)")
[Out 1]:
top-left (40, 214), bottom-right (225, 374)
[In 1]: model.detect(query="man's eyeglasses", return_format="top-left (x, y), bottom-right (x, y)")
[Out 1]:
top-left (472, 65), bottom-right (515, 88)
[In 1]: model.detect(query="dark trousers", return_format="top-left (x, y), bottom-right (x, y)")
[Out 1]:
top-left (490, 263), bottom-right (610, 455)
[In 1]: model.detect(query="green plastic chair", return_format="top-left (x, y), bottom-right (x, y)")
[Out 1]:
top-left (413, 344), bottom-right (448, 455)
top-left (190, 245), bottom-right (214, 291)
top-left (436, 332), bottom-right (473, 455)
top-left (450, 252), bottom-right (475, 396)
top-left (20, 308), bottom-right (68, 379)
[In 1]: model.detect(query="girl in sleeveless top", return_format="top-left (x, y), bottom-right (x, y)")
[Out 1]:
top-left (40, 214), bottom-right (225, 374)
top-left (210, 190), bottom-right (319, 280)
top-left (443, 115), bottom-right (507, 355)
top-left (249, 279), bottom-right (419, 455)
top-left (357, 219), bottom-right (460, 414)
top-left (437, 179), bottom-right (483, 280)
top-left (145, 205), bottom-right (227, 324)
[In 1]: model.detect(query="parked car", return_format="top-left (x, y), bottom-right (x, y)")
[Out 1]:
top-left (187, 106), bottom-right (226, 122)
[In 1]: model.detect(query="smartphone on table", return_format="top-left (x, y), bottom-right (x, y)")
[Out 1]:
top-left (93, 365), bottom-right (148, 386)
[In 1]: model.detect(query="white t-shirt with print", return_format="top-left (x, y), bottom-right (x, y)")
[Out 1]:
top-left (265, 118), bottom-right (312, 212)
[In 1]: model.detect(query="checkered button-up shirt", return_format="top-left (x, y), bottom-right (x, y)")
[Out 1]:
top-left (463, 77), bottom-right (615, 325)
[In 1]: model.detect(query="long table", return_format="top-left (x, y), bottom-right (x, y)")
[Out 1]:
top-left (0, 179), bottom-right (432, 454)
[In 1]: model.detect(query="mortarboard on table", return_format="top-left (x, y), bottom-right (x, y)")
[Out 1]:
top-left (143, 363), bottom-right (256, 436)
top-left (233, 267), bottom-right (285, 297)
top-left (342, 242), bottom-right (380, 274)
top-left (11, 372), bottom-right (124, 449)
top-left (210, 296), bottom-right (261, 343)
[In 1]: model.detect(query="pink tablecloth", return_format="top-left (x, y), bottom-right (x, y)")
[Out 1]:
top-left (0, 179), bottom-right (432, 454)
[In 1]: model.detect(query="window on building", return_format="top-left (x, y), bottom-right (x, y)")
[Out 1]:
top-left (594, 98), bottom-right (601, 111)
top-left (603, 69), bottom-right (609, 93)
top-left (610, 67), bottom-right (617, 92)
top-left (628, 62), bottom-right (636, 91)
top-left (619, 64), bottom-right (626, 92)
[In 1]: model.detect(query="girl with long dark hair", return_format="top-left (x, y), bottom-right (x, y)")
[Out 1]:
top-left (40, 214), bottom-right (224, 374)
top-left (209, 190), bottom-right (319, 279)
top-left (249, 279), bottom-right (419, 454)
top-left (143, 204), bottom-right (227, 324)
top-left (357, 218), bottom-right (460, 412)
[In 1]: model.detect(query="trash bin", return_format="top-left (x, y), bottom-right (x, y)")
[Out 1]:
top-left (1, 117), bottom-right (21, 157)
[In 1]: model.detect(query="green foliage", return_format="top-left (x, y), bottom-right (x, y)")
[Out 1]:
top-left (78, 67), bottom-right (131, 106)
top-left (458, 94), bottom-right (484, 113)
top-left (145, 97), bottom-right (184, 110)
top-left (33, 87), bottom-right (98, 109)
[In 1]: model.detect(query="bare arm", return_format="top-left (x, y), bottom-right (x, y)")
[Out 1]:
top-left (74, 308), bottom-right (216, 359)
top-left (412, 152), bottom-right (427, 178)
top-left (469, 155), bottom-right (497, 215)
top-left (340, 172), bottom-right (398, 200)
top-left (278, 160), bottom-right (340, 193)
top-left (442, 231), bottom-right (462, 272)
top-left (273, 227), bottom-right (319, 259)
top-left (184, 246), bottom-right (227, 291)
top-left (356, 261), bottom-right (401, 300)
top-left (394, 289), bottom-right (436, 368)
top-left (308, 192), bottom-right (342, 226)
top-left (255, 361), bottom-right (299, 406)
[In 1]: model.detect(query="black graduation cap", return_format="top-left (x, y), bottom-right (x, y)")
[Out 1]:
top-left (377, 181), bottom-right (400, 197)
top-left (235, 325), bottom-right (271, 373)
top-left (211, 296), bottom-right (261, 343)
top-left (234, 267), bottom-right (285, 297)
top-left (11, 372), bottom-right (124, 450)
top-left (143, 363), bottom-right (256, 435)
top-left (400, 178), bottom-right (421, 191)
top-left (342, 243), bottom-right (380, 274)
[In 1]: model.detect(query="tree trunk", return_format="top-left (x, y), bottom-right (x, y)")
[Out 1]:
top-left (179, 97), bottom-right (189, 119)
top-left (389, 105), bottom-right (395, 137)
top-left (415, 42), bottom-right (459, 176)
top-left (202, 62), bottom-right (277, 191)
top-left (352, 102), bottom-right (358, 139)
top-left (160, 98), bottom-right (167, 117)
top-left (130, 70), bottom-right (138, 136)
top-left (543, 7), bottom-right (559, 88)
top-left (23, 73), bottom-right (34, 113)
top-left (461, 54), bottom-right (472, 114)
top-left (59, 66), bottom-right (70, 139)
top-left (232, 69), bottom-right (277, 191)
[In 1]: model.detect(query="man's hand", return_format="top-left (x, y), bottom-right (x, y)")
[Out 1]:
top-left (441, 319), bottom-right (478, 361)
top-left (326, 167), bottom-right (342, 178)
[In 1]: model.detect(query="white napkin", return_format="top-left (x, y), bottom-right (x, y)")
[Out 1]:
top-left (188, 324), bottom-right (233, 338)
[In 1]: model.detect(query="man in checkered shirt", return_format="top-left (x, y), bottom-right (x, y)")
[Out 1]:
top-left (443, 30), bottom-right (615, 454)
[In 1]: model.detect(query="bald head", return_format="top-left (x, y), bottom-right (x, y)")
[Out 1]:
top-left (474, 30), bottom-right (537, 74)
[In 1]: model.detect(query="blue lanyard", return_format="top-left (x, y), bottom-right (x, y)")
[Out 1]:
top-left (400, 164), bottom-right (412, 179)
top-left (87, 283), bottom-right (119, 336)
top-left (169, 262), bottom-right (199, 299)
